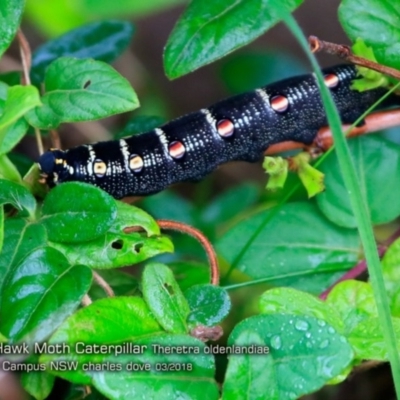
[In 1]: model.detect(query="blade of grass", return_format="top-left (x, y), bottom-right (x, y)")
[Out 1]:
top-left (282, 11), bottom-right (400, 395)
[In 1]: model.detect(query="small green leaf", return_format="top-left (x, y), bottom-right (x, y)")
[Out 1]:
top-left (316, 135), bottom-right (400, 228)
top-left (380, 239), bottom-right (400, 316)
top-left (21, 370), bottom-right (55, 400)
top-left (259, 287), bottom-right (343, 332)
top-left (0, 178), bottom-right (36, 218)
top-left (185, 284), bottom-right (231, 327)
top-left (164, 0), bottom-right (304, 78)
top-left (339, 0), bottom-right (400, 70)
top-left (142, 263), bottom-right (190, 333)
top-left (0, 154), bottom-right (22, 183)
top-left (0, 0), bottom-right (24, 58)
top-left (0, 246), bottom-right (92, 342)
top-left (114, 115), bottom-right (165, 139)
top-left (0, 118), bottom-right (29, 155)
top-left (31, 20), bottom-right (135, 83)
top-left (26, 57), bottom-right (139, 129)
top-left (40, 182), bottom-right (117, 243)
top-left (263, 156), bottom-right (289, 190)
top-left (349, 316), bottom-right (400, 361)
top-left (91, 335), bottom-right (218, 400)
top-left (222, 330), bottom-right (276, 400)
top-left (41, 297), bottom-right (163, 383)
top-left (0, 85), bottom-right (41, 142)
top-left (229, 314), bottom-right (353, 399)
top-left (295, 153), bottom-right (325, 198)
top-left (326, 280), bottom-right (378, 334)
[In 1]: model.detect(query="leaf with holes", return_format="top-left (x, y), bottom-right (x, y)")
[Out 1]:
top-left (316, 135), bottom-right (400, 228)
top-left (0, 246), bottom-right (92, 343)
top-left (40, 182), bottom-right (117, 243)
top-left (0, 0), bottom-right (24, 58)
top-left (0, 179), bottom-right (36, 218)
top-left (339, 0), bottom-right (400, 70)
top-left (49, 200), bottom-right (173, 268)
top-left (142, 263), bottom-right (190, 333)
top-left (217, 202), bottom-right (360, 293)
top-left (40, 297), bottom-right (163, 384)
top-left (222, 330), bottom-right (276, 400)
top-left (26, 57), bottom-right (139, 129)
top-left (164, 0), bottom-right (304, 78)
top-left (0, 219), bottom-right (47, 287)
top-left (91, 334), bottom-right (218, 400)
top-left (185, 284), bottom-right (231, 327)
top-left (31, 20), bottom-right (134, 83)
top-left (229, 314), bottom-right (353, 399)
top-left (259, 287), bottom-right (344, 333)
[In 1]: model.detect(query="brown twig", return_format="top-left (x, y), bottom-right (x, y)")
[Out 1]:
top-left (308, 35), bottom-right (400, 81)
top-left (16, 29), bottom-right (44, 156)
top-left (81, 294), bottom-right (92, 306)
top-left (265, 109), bottom-right (400, 156)
top-left (156, 219), bottom-right (219, 285)
top-left (93, 271), bottom-right (115, 297)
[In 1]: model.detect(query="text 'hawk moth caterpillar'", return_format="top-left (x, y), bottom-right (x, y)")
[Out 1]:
top-left (38, 64), bottom-right (394, 199)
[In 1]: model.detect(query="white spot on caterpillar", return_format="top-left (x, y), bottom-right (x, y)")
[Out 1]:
top-left (86, 145), bottom-right (96, 175)
top-left (255, 88), bottom-right (269, 104)
top-left (155, 128), bottom-right (169, 156)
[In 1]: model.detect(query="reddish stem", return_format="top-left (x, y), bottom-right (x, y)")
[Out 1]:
top-left (157, 219), bottom-right (219, 285)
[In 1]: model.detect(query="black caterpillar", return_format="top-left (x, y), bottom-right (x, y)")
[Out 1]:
top-left (38, 64), bottom-right (393, 199)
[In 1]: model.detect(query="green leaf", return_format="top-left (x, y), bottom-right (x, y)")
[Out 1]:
top-left (142, 263), bottom-right (190, 333)
top-left (0, 178), bottom-right (36, 218)
top-left (381, 239), bottom-right (400, 316)
top-left (185, 284), bottom-right (231, 327)
top-left (50, 201), bottom-right (173, 268)
top-left (349, 316), bottom-right (400, 361)
top-left (222, 330), bottom-right (277, 400)
top-left (114, 115), bottom-right (165, 139)
top-left (259, 287), bottom-right (343, 333)
top-left (316, 135), bottom-right (400, 228)
top-left (0, 219), bottom-right (47, 287)
top-left (21, 370), bottom-right (55, 400)
top-left (0, 154), bottom-right (22, 182)
top-left (31, 20), bottom-right (135, 83)
top-left (26, 57), bottom-right (139, 129)
top-left (326, 280), bottom-right (378, 334)
top-left (295, 153), bottom-right (325, 198)
top-left (0, 71), bottom-right (21, 86)
top-left (40, 182), bottom-right (117, 243)
top-left (263, 157), bottom-right (289, 191)
top-left (0, 207), bottom-right (3, 253)
top-left (0, 246), bottom-right (92, 342)
top-left (0, 118), bottom-right (29, 155)
top-left (164, 0), bottom-right (304, 78)
top-left (0, 85), bottom-right (41, 142)
top-left (217, 202), bottom-right (360, 293)
top-left (229, 314), bottom-right (353, 399)
top-left (92, 334), bottom-right (218, 400)
top-left (339, 0), bottom-right (400, 70)
top-left (41, 297), bottom-right (163, 383)
top-left (0, 0), bottom-right (24, 58)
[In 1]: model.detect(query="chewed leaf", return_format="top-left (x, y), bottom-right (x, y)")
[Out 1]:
top-left (26, 57), bottom-right (139, 129)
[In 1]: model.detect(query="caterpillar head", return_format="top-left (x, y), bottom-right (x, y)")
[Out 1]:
top-left (38, 149), bottom-right (68, 187)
